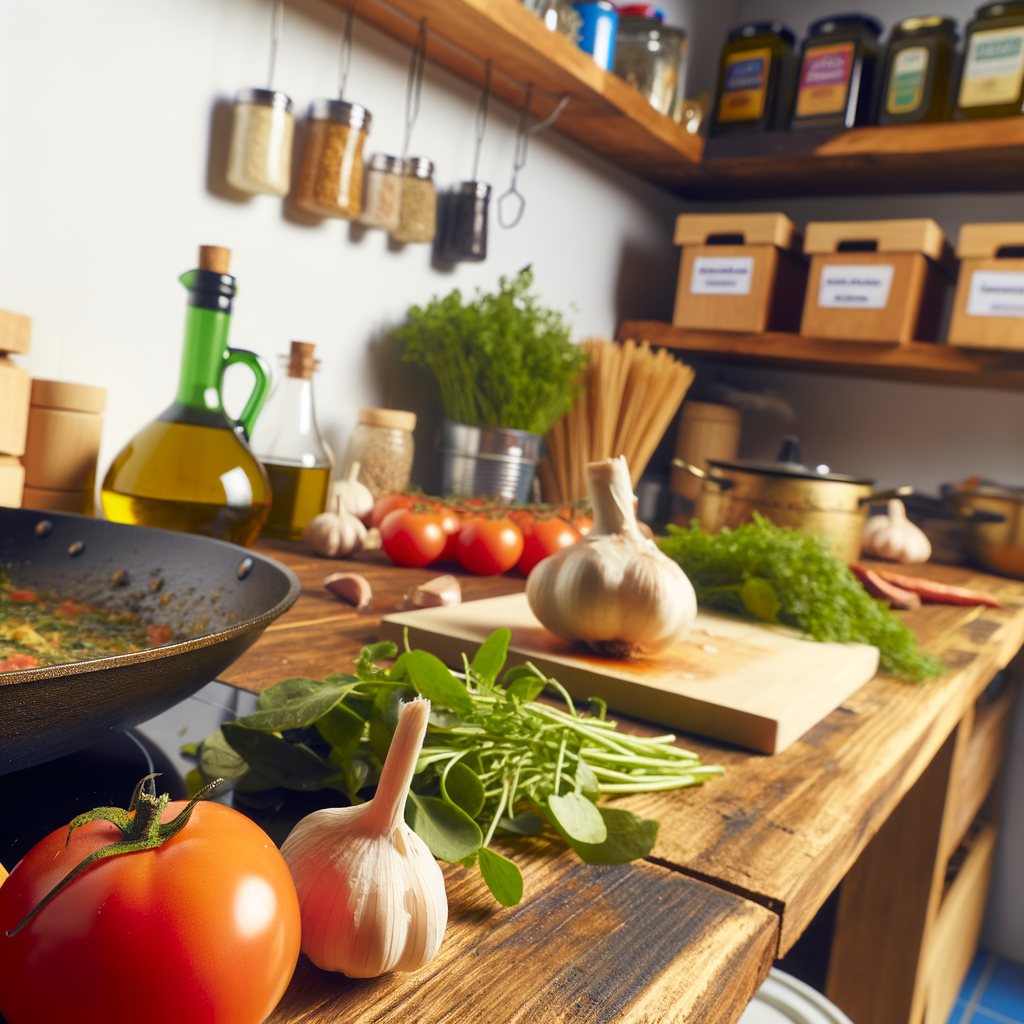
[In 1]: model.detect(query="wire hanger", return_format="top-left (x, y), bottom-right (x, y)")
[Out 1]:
top-left (338, 0), bottom-right (355, 98)
top-left (402, 19), bottom-right (428, 158)
top-left (266, 0), bottom-right (284, 91)
top-left (471, 60), bottom-right (491, 182)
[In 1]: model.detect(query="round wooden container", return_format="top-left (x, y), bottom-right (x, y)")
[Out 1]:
top-left (670, 402), bottom-right (742, 501)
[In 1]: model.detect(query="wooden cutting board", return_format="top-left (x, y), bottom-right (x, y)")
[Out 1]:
top-left (381, 593), bottom-right (879, 754)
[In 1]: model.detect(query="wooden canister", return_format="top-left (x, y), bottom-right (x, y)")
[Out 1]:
top-left (20, 380), bottom-right (106, 516)
top-left (670, 402), bottom-right (742, 501)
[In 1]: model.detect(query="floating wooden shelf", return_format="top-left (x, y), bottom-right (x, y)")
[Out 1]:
top-left (617, 321), bottom-right (1024, 391)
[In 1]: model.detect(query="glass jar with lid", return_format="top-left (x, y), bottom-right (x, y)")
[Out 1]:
top-left (956, 2), bottom-right (1024, 119)
top-left (878, 17), bottom-right (957, 124)
top-left (340, 408), bottom-right (417, 499)
top-left (295, 99), bottom-right (372, 219)
top-left (226, 88), bottom-right (295, 196)
top-left (790, 14), bottom-right (883, 130)
top-left (359, 154), bottom-right (404, 231)
top-left (711, 22), bottom-right (797, 133)
top-left (438, 182), bottom-right (491, 262)
top-left (613, 11), bottom-right (688, 118)
top-left (391, 158), bottom-right (437, 244)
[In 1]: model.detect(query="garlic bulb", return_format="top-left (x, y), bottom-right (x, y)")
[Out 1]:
top-left (303, 503), bottom-right (367, 558)
top-left (333, 462), bottom-right (375, 520)
top-left (281, 698), bottom-right (447, 977)
top-left (527, 456), bottom-right (697, 657)
top-left (862, 499), bottom-right (932, 564)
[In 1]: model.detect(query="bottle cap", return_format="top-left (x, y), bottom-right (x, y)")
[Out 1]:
top-left (199, 246), bottom-right (232, 274)
top-left (358, 408), bottom-right (417, 431)
top-left (288, 341), bottom-right (317, 380)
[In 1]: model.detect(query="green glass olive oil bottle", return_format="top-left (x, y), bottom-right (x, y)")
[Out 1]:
top-left (101, 246), bottom-right (273, 547)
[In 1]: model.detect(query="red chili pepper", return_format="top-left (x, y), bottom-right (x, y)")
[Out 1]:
top-left (8, 590), bottom-right (37, 602)
top-left (873, 570), bottom-right (1001, 608)
top-left (851, 566), bottom-right (921, 610)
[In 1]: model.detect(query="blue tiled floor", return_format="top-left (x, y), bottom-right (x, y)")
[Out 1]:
top-left (948, 950), bottom-right (1024, 1024)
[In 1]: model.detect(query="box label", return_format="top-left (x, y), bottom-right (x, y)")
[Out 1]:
top-left (887, 46), bottom-right (929, 114)
top-left (795, 42), bottom-right (855, 117)
top-left (966, 270), bottom-right (1024, 317)
top-left (817, 264), bottom-right (895, 309)
top-left (690, 256), bottom-right (755, 296)
top-left (719, 48), bottom-right (772, 122)
top-left (959, 27), bottom-right (1024, 107)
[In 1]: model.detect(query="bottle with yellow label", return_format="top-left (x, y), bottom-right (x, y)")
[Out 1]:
top-left (790, 14), bottom-right (883, 130)
top-left (711, 21), bottom-right (797, 134)
top-left (956, 2), bottom-right (1024, 119)
top-left (878, 17), bottom-right (958, 124)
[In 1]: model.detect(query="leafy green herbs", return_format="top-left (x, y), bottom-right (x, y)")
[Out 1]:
top-left (189, 629), bottom-right (722, 906)
top-left (657, 515), bottom-right (943, 682)
top-left (396, 267), bottom-right (586, 435)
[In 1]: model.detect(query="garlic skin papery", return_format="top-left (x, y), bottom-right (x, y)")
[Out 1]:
top-left (303, 499), bottom-right (367, 558)
top-left (333, 461), bottom-right (375, 520)
top-left (526, 455), bottom-right (697, 658)
top-left (862, 499), bottom-right (932, 564)
top-left (280, 698), bottom-right (447, 977)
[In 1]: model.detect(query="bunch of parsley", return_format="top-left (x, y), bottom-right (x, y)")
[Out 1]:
top-left (396, 267), bottom-right (585, 435)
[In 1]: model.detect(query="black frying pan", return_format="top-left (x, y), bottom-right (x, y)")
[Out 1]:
top-left (0, 509), bottom-right (299, 775)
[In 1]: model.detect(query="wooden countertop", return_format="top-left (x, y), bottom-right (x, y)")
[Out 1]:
top-left (228, 541), bottom-right (1024, 1022)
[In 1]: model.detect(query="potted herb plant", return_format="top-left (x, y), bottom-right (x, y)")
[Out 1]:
top-left (396, 267), bottom-right (585, 501)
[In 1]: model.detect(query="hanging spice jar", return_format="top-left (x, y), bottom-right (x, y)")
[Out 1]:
top-left (225, 0), bottom-right (294, 196)
top-left (359, 154), bottom-right (405, 231)
top-left (295, 99), bottom-right (372, 219)
top-left (391, 158), bottom-right (437, 243)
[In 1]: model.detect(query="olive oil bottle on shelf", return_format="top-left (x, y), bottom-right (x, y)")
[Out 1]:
top-left (249, 341), bottom-right (334, 541)
top-left (101, 246), bottom-right (273, 547)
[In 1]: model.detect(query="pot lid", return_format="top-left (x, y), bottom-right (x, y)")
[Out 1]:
top-left (708, 436), bottom-right (875, 485)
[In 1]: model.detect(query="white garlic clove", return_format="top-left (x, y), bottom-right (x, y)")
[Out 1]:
top-left (402, 575), bottom-right (462, 610)
top-left (303, 507), bottom-right (367, 558)
top-left (323, 573), bottom-right (373, 609)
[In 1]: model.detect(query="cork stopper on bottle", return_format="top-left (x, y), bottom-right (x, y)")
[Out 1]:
top-left (288, 341), bottom-right (317, 380)
top-left (198, 246), bottom-right (232, 274)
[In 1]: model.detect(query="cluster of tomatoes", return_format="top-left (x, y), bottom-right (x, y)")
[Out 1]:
top-left (370, 493), bottom-right (593, 577)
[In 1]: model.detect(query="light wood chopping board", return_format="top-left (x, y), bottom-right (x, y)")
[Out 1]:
top-left (381, 593), bottom-right (879, 755)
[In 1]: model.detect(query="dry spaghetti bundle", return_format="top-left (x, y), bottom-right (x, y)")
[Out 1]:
top-left (540, 339), bottom-right (694, 502)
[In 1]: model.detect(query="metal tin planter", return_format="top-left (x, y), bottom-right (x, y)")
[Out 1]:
top-left (439, 420), bottom-right (542, 503)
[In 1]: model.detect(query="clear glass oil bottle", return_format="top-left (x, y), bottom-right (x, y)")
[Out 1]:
top-left (249, 341), bottom-right (334, 541)
top-left (101, 246), bottom-right (273, 547)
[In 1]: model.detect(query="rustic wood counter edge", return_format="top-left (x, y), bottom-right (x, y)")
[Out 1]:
top-left (229, 543), bottom-right (1024, 1024)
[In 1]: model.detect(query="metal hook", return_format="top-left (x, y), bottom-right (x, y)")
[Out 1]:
top-left (338, 0), bottom-right (355, 98)
top-left (402, 18), bottom-right (428, 158)
top-left (266, 0), bottom-right (284, 91)
top-left (472, 60), bottom-right (491, 182)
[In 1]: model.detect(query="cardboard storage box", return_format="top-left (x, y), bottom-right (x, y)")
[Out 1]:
top-left (0, 309), bottom-right (31, 356)
top-left (0, 456), bottom-right (25, 508)
top-left (672, 213), bottom-right (807, 334)
top-left (0, 357), bottom-right (31, 457)
top-left (948, 223), bottom-right (1024, 349)
top-left (800, 219), bottom-right (955, 344)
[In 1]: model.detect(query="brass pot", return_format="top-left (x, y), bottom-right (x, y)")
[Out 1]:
top-left (946, 486), bottom-right (1022, 578)
top-left (674, 439), bottom-right (876, 563)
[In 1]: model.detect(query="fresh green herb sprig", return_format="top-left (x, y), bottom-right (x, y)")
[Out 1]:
top-left (657, 515), bottom-right (943, 682)
top-left (189, 629), bottom-right (721, 906)
top-left (396, 267), bottom-right (586, 435)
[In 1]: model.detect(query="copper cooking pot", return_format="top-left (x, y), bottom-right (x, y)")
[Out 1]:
top-left (675, 437), bottom-right (881, 564)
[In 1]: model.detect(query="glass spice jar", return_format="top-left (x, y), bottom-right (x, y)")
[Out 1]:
top-left (956, 2), bottom-right (1024, 119)
top-left (358, 153), bottom-right (404, 231)
top-left (878, 16), bottom-right (958, 125)
top-left (340, 408), bottom-right (417, 499)
top-left (391, 157), bottom-right (437, 244)
top-left (295, 99), bottom-right (372, 219)
top-left (614, 14), bottom-right (689, 118)
top-left (226, 88), bottom-right (295, 196)
top-left (438, 182), bottom-right (491, 262)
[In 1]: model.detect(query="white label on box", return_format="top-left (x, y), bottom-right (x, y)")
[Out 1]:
top-left (690, 256), bottom-right (754, 296)
top-left (817, 264), bottom-right (895, 309)
top-left (966, 270), bottom-right (1024, 318)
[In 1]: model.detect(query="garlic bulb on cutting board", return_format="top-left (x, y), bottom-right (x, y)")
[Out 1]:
top-left (862, 499), bottom-right (931, 564)
top-left (526, 455), bottom-right (697, 657)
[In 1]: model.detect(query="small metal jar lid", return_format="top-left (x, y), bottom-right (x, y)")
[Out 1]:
top-left (456, 181), bottom-right (492, 199)
top-left (236, 87), bottom-right (294, 113)
top-left (729, 21), bottom-right (796, 45)
top-left (808, 14), bottom-right (883, 37)
top-left (309, 98), bottom-right (372, 131)
top-left (367, 153), bottom-right (404, 173)
top-left (403, 156), bottom-right (435, 179)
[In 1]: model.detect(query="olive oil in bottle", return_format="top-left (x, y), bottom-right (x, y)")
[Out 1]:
top-left (249, 342), bottom-right (334, 541)
top-left (101, 246), bottom-right (273, 547)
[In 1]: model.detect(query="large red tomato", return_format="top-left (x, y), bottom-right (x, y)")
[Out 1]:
top-left (381, 509), bottom-right (447, 567)
top-left (456, 518), bottom-right (524, 575)
top-left (438, 508), bottom-right (462, 562)
top-left (0, 801), bottom-right (300, 1024)
top-left (519, 517), bottom-right (581, 576)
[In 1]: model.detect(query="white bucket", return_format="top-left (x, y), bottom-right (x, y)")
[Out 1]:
top-left (739, 969), bottom-right (855, 1024)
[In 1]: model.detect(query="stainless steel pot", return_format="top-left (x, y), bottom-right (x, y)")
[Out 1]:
top-left (438, 420), bottom-right (542, 503)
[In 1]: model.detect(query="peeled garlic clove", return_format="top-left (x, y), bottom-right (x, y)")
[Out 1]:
top-left (323, 573), bottom-right (372, 609)
top-left (281, 698), bottom-right (447, 977)
top-left (402, 575), bottom-right (462, 610)
top-left (363, 527), bottom-right (383, 552)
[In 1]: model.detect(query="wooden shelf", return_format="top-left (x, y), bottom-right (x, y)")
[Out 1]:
top-left (617, 321), bottom-right (1024, 391)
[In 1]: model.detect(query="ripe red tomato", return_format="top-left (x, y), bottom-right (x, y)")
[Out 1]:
top-left (438, 509), bottom-right (462, 562)
top-left (369, 493), bottom-right (415, 528)
top-left (456, 518), bottom-right (524, 575)
top-left (0, 801), bottom-right (300, 1024)
top-left (381, 509), bottom-right (447, 567)
top-left (518, 517), bottom-right (581, 576)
